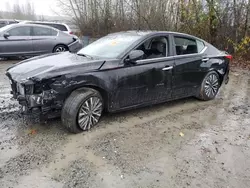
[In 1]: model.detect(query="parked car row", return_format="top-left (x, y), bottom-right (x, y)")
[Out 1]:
top-left (20, 21), bottom-right (74, 35)
top-left (0, 19), bottom-right (74, 34)
top-left (0, 19), bottom-right (19, 28)
top-left (0, 22), bottom-right (83, 58)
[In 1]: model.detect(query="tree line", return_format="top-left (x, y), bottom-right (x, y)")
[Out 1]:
top-left (58, 0), bottom-right (250, 58)
top-left (0, 2), bottom-right (37, 20)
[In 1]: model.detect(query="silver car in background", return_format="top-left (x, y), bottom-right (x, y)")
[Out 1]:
top-left (20, 21), bottom-right (74, 35)
top-left (0, 24), bottom-right (83, 58)
top-left (0, 19), bottom-right (19, 28)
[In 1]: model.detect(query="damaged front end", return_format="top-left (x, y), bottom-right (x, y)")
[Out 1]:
top-left (5, 52), bottom-right (106, 118)
top-left (6, 73), bottom-right (64, 117)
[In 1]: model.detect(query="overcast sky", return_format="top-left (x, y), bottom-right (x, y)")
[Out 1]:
top-left (0, 0), bottom-right (60, 16)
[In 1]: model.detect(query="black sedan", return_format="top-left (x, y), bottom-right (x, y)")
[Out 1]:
top-left (6, 31), bottom-right (230, 133)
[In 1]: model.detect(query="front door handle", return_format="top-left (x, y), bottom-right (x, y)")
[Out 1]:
top-left (162, 66), bottom-right (173, 71)
top-left (202, 58), bottom-right (210, 62)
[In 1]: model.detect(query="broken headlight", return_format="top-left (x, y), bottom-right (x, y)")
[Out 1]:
top-left (16, 83), bottom-right (25, 95)
top-left (17, 83), bottom-right (34, 95)
top-left (33, 82), bottom-right (52, 94)
top-left (25, 84), bottom-right (34, 95)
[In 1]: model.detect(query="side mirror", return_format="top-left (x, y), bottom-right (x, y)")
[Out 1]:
top-left (4, 33), bottom-right (10, 38)
top-left (126, 50), bottom-right (144, 64)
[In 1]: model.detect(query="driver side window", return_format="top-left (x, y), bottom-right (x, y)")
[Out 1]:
top-left (136, 36), bottom-right (168, 60)
top-left (8, 26), bottom-right (31, 36)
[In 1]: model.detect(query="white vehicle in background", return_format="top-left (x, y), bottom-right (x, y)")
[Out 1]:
top-left (20, 21), bottom-right (74, 35)
top-left (0, 19), bottom-right (19, 28)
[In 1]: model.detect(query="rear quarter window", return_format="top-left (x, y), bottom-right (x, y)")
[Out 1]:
top-left (196, 40), bottom-right (206, 53)
top-left (49, 24), bottom-right (68, 31)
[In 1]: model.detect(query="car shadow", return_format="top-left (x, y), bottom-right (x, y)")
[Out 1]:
top-left (34, 96), bottom-right (199, 133)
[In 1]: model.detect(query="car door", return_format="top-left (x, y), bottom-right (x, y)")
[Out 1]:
top-left (0, 26), bottom-right (33, 56)
top-left (172, 34), bottom-right (207, 98)
top-left (31, 26), bottom-right (58, 54)
top-left (114, 35), bottom-right (174, 109)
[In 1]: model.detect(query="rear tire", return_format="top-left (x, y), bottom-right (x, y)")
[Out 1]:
top-left (61, 88), bottom-right (103, 133)
top-left (197, 71), bottom-right (221, 101)
top-left (53, 45), bottom-right (68, 53)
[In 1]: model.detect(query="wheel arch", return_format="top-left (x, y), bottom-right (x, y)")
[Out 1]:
top-left (68, 85), bottom-right (109, 111)
top-left (208, 68), bottom-right (225, 84)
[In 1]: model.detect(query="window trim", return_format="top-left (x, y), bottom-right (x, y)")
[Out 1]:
top-left (136, 56), bottom-right (174, 64)
top-left (136, 46), bottom-right (207, 64)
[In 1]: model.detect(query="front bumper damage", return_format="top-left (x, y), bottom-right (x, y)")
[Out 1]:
top-left (7, 75), bottom-right (63, 117)
top-left (17, 90), bottom-right (62, 115)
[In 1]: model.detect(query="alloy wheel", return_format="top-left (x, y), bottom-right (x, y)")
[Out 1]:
top-left (55, 46), bottom-right (66, 52)
top-left (77, 97), bottom-right (103, 130)
top-left (204, 74), bottom-right (219, 98)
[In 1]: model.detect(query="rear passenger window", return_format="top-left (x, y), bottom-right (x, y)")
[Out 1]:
top-left (196, 40), bottom-right (205, 53)
top-left (174, 37), bottom-right (198, 55)
top-left (33, 27), bottom-right (58, 36)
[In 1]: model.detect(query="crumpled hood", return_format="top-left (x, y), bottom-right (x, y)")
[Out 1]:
top-left (6, 52), bottom-right (105, 82)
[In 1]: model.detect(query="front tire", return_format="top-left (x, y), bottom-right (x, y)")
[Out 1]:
top-left (61, 88), bottom-right (103, 133)
top-left (197, 71), bottom-right (221, 101)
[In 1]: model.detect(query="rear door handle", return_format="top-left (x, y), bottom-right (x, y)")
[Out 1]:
top-left (162, 66), bottom-right (173, 71)
top-left (202, 58), bottom-right (210, 62)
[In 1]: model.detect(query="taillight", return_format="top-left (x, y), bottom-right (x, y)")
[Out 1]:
top-left (225, 55), bottom-right (233, 60)
top-left (69, 31), bottom-right (73, 35)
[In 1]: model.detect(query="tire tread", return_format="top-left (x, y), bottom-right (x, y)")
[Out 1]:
top-left (61, 88), bottom-right (102, 133)
top-left (197, 71), bottom-right (220, 101)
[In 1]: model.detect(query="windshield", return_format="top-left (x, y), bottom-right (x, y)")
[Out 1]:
top-left (77, 34), bottom-right (141, 59)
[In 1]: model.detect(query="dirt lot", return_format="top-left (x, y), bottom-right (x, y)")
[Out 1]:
top-left (0, 60), bottom-right (250, 188)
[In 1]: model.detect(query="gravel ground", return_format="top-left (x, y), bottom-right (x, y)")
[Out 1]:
top-left (0, 59), bottom-right (250, 188)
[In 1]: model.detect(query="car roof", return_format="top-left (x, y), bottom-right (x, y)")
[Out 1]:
top-left (21, 21), bottom-right (68, 26)
top-left (109, 30), bottom-right (205, 42)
